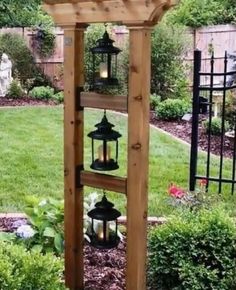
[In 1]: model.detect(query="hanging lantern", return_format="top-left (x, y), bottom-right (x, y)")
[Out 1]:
top-left (88, 111), bottom-right (121, 171)
top-left (88, 194), bottom-right (121, 249)
top-left (90, 27), bottom-right (121, 91)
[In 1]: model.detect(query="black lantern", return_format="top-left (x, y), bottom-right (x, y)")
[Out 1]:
top-left (90, 28), bottom-right (121, 90)
top-left (88, 111), bottom-right (121, 171)
top-left (88, 194), bottom-right (121, 249)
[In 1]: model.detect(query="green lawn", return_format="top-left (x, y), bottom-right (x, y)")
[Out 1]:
top-left (0, 106), bottom-right (235, 215)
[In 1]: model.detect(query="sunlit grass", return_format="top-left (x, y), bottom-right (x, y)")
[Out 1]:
top-left (0, 106), bottom-right (235, 215)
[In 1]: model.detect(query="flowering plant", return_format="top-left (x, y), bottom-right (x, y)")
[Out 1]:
top-left (168, 180), bottom-right (209, 211)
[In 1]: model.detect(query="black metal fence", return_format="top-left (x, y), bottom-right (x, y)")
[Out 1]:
top-left (189, 50), bottom-right (236, 194)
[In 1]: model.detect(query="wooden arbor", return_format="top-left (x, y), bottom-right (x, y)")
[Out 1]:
top-left (43, 1), bottom-right (176, 289)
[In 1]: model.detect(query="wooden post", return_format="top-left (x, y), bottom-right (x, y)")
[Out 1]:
top-left (63, 24), bottom-right (85, 290)
top-left (126, 27), bottom-right (151, 290)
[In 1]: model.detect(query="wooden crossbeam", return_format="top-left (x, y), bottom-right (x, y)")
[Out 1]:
top-left (43, 0), bottom-right (178, 26)
top-left (80, 170), bottom-right (127, 194)
top-left (80, 92), bottom-right (128, 111)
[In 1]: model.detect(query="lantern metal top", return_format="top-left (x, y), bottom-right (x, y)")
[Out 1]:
top-left (88, 112), bottom-right (122, 141)
top-left (91, 30), bottom-right (121, 55)
top-left (88, 195), bottom-right (121, 221)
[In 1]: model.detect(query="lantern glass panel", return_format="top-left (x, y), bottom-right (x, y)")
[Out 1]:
top-left (88, 112), bottom-right (121, 171)
top-left (90, 219), bottom-right (119, 249)
top-left (91, 139), bottom-right (119, 171)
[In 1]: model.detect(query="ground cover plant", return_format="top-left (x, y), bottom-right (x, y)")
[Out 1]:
top-left (0, 107), bottom-right (235, 216)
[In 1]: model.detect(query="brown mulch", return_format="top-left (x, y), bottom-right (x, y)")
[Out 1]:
top-left (150, 111), bottom-right (235, 159)
top-left (0, 96), bottom-right (57, 107)
top-left (0, 217), bottom-right (27, 232)
top-left (84, 240), bottom-right (126, 290)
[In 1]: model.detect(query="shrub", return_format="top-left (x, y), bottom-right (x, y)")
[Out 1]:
top-left (148, 209), bottom-right (236, 290)
top-left (24, 198), bottom-right (64, 255)
top-left (0, 33), bottom-right (37, 85)
top-left (150, 94), bottom-right (161, 110)
top-left (0, 33), bottom-right (53, 90)
top-left (166, 0), bottom-right (236, 28)
top-left (203, 117), bottom-right (230, 136)
top-left (29, 86), bottom-right (54, 100)
top-left (151, 23), bottom-right (190, 100)
top-left (156, 99), bottom-right (190, 120)
top-left (225, 92), bottom-right (236, 129)
top-left (53, 91), bottom-right (64, 103)
top-left (32, 27), bottom-right (56, 58)
top-left (7, 79), bottom-right (24, 99)
top-left (0, 242), bottom-right (65, 290)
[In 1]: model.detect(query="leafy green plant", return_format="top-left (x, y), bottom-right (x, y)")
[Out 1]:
top-left (0, 34), bottom-right (37, 85)
top-left (225, 92), bottom-right (236, 129)
top-left (166, 0), bottom-right (236, 28)
top-left (7, 79), bottom-right (24, 99)
top-left (33, 27), bottom-right (56, 58)
top-left (0, 241), bottom-right (65, 290)
top-left (151, 23), bottom-right (190, 100)
top-left (29, 86), bottom-right (54, 100)
top-left (0, 33), bottom-right (53, 90)
top-left (203, 117), bottom-right (230, 136)
top-left (150, 94), bottom-right (161, 110)
top-left (0, 0), bottom-right (53, 28)
top-left (52, 91), bottom-right (64, 103)
top-left (156, 98), bottom-right (190, 120)
top-left (148, 209), bottom-right (236, 290)
top-left (23, 198), bottom-right (64, 255)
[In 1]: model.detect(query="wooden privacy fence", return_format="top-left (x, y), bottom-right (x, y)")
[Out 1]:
top-left (0, 25), bottom-right (236, 88)
top-left (185, 25), bottom-right (236, 86)
top-left (0, 27), bottom-right (64, 89)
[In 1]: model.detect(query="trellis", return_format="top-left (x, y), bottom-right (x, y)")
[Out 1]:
top-left (43, 1), bottom-right (176, 289)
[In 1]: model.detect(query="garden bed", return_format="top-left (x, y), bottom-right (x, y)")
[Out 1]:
top-left (0, 214), bottom-right (166, 289)
top-left (0, 96), bottom-right (57, 107)
top-left (0, 214), bottom-right (126, 290)
top-left (150, 111), bottom-right (234, 159)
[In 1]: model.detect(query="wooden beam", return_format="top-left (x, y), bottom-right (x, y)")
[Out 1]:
top-left (80, 92), bottom-right (127, 111)
top-left (81, 170), bottom-right (127, 194)
top-left (63, 24), bottom-right (85, 290)
top-left (43, 0), bottom-right (177, 26)
top-left (126, 27), bottom-right (151, 290)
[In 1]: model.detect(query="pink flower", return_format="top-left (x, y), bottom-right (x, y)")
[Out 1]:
top-left (168, 184), bottom-right (185, 198)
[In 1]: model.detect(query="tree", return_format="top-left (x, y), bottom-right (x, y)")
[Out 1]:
top-left (166, 0), bottom-right (236, 28)
top-left (0, 0), bottom-right (53, 28)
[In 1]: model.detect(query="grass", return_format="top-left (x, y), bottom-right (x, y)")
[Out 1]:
top-left (0, 106), bottom-right (235, 215)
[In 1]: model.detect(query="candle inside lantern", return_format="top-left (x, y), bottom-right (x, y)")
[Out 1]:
top-left (98, 144), bottom-right (111, 162)
top-left (99, 62), bottom-right (108, 78)
top-left (96, 221), bottom-right (109, 241)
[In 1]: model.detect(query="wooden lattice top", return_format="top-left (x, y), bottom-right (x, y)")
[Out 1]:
top-left (43, 0), bottom-right (178, 26)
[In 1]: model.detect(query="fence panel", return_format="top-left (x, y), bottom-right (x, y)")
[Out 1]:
top-left (0, 25), bottom-right (236, 89)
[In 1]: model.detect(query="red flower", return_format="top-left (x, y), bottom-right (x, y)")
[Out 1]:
top-left (199, 179), bottom-right (207, 186)
top-left (168, 184), bottom-right (185, 198)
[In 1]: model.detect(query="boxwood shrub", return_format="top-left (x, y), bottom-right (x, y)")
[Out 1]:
top-left (203, 117), bottom-right (230, 136)
top-left (0, 242), bottom-right (65, 290)
top-left (148, 209), bottom-right (236, 290)
top-left (155, 98), bottom-right (190, 120)
top-left (29, 86), bottom-right (54, 100)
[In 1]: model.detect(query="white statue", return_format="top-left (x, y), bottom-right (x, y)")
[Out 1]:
top-left (0, 53), bottom-right (13, 97)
